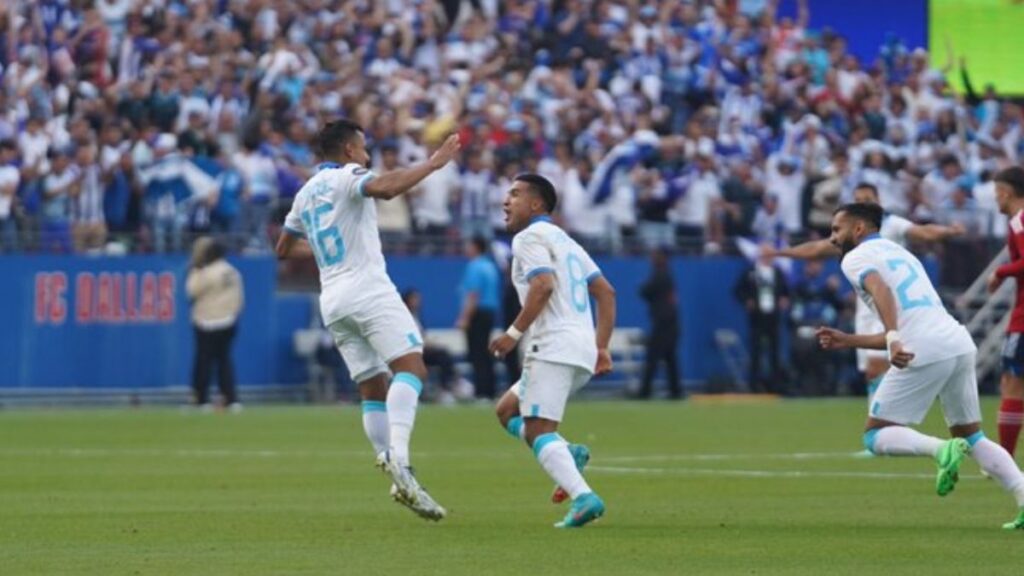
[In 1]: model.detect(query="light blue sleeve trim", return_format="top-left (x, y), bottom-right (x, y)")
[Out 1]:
top-left (966, 431), bottom-right (986, 447)
top-left (585, 271), bottom-right (603, 284)
top-left (283, 225), bottom-right (306, 238)
top-left (857, 268), bottom-right (879, 291)
top-left (526, 267), bottom-right (555, 280)
top-left (361, 401), bottom-right (387, 414)
top-left (532, 432), bottom-right (563, 458)
top-left (392, 372), bottom-right (423, 395)
top-left (357, 173), bottom-right (376, 197)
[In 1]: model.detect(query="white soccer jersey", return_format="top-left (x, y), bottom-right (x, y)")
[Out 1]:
top-left (841, 234), bottom-right (975, 367)
top-left (511, 217), bottom-right (601, 373)
top-left (283, 162), bottom-right (397, 325)
top-left (855, 214), bottom-right (914, 338)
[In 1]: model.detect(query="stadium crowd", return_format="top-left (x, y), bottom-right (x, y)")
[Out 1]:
top-left (0, 0), bottom-right (1019, 256)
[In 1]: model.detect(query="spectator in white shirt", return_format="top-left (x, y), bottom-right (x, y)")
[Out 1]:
top-left (671, 147), bottom-right (723, 251)
top-left (0, 141), bottom-right (20, 252)
top-left (459, 150), bottom-right (494, 240)
top-left (233, 141), bottom-right (278, 252)
top-left (411, 141), bottom-right (460, 245)
top-left (41, 146), bottom-right (80, 253)
top-left (765, 154), bottom-right (806, 233)
top-left (72, 145), bottom-right (106, 252)
top-left (375, 141), bottom-right (413, 248)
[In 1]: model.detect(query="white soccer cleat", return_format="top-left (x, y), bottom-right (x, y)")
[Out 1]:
top-left (376, 451), bottom-right (447, 521)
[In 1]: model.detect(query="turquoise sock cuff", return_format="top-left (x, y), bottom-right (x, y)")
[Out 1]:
top-left (532, 432), bottom-right (563, 458)
top-left (362, 400), bottom-right (386, 414)
top-left (863, 429), bottom-right (881, 454)
top-left (506, 416), bottom-right (524, 440)
top-left (966, 431), bottom-right (986, 447)
top-left (393, 372), bottom-right (423, 396)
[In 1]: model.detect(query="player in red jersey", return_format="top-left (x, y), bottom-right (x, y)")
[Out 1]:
top-left (987, 167), bottom-right (1024, 458)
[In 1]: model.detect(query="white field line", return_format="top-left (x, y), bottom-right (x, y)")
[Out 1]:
top-left (588, 465), bottom-right (986, 481)
top-left (0, 447), bottom-right (993, 480)
top-left (0, 448), bottom-right (865, 460)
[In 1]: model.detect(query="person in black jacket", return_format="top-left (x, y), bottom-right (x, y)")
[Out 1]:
top-left (734, 251), bottom-right (790, 394)
top-left (638, 248), bottom-right (683, 399)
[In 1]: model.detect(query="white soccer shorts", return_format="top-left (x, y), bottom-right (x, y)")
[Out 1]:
top-left (326, 291), bottom-right (424, 383)
top-left (508, 358), bottom-right (591, 422)
top-left (870, 352), bottom-right (981, 427)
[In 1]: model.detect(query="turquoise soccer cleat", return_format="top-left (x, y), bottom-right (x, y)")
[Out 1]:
top-left (554, 492), bottom-right (605, 528)
top-left (551, 444), bottom-right (591, 504)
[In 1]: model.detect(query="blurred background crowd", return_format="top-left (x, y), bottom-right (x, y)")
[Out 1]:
top-left (0, 0), bottom-right (1017, 266)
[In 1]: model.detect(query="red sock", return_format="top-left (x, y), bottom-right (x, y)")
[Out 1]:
top-left (998, 398), bottom-right (1024, 457)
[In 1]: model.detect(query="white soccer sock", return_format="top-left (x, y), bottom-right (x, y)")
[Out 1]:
top-left (534, 433), bottom-right (591, 500)
top-left (386, 373), bottom-right (422, 466)
top-left (970, 434), bottom-right (1024, 507)
top-left (866, 426), bottom-right (943, 457)
top-left (361, 401), bottom-right (389, 455)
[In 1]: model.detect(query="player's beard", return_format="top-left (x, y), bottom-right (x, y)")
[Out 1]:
top-left (838, 238), bottom-right (857, 256)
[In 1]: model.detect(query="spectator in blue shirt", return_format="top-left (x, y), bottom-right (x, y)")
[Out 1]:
top-left (456, 236), bottom-right (500, 399)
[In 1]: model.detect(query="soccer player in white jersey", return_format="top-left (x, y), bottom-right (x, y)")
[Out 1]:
top-left (816, 202), bottom-right (1024, 529)
top-left (769, 183), bottom-right (963, 402)
top-left (489, 174), bottom-right (617, 528)
top-left (275, 119), bottom-right (461, 521)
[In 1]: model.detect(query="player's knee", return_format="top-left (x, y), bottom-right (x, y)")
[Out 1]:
top-left (1002, 375), bottom-right (1024, 399)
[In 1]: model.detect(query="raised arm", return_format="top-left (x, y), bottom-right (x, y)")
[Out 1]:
top-left (362, 134), bottom-right (461, 200)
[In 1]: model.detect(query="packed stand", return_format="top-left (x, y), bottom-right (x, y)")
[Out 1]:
top-left (0, 0), bottom-right (1020, 256)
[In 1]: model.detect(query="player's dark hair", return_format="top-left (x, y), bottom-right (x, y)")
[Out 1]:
top-left (315, 118), bottom-right (363, 158)
top-left (514, 173), bottom-right (557, 213)
top-left (835, 202), bottom-right (883, 231)
top-left (994, 166), bottom-right (1024, 198)
top-left (853, 182), bottom-right (879, 198)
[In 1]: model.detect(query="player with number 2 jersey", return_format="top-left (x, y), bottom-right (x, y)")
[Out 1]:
top-left (816, 202), bottom-right (1024, 530)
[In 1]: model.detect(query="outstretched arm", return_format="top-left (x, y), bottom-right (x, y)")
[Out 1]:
top-left (906, 222), bottom-right (965, 243)
top-left (363, 134), bottom-right (461, 200)
top-left (769, 238), bottom-right (841, 260)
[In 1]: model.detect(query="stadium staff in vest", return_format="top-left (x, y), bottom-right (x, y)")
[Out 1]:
top-left (186, 237), bottom-right (244, 412)
top-left (456, 235), bottom-right (501, 399)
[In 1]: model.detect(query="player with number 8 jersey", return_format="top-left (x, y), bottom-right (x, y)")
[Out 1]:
top-left (277, 119), bottom-right (462, 522)
top-left (490, 174), bottom-right (617, 529)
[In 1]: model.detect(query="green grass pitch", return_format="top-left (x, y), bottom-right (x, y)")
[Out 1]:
top-left (0, 399), bottom-right (1019, 575)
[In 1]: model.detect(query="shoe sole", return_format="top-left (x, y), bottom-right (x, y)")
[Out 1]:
top-left (555, 505), bottom-right (605, 529)
top-left (936, 440), bottom-right (969, 497)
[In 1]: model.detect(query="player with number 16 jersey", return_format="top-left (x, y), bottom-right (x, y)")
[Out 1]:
top-left (277, 119), bottom-right (461, 522)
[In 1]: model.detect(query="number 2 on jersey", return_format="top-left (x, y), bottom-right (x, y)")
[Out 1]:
top-left (301, 202), bottom-right (345, 267)
top-left (566, 253), bottom-right (589, 313)
top-left (886, 258), bottom-right (933, 310)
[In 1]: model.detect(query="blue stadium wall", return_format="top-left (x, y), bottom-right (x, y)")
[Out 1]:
top-left (0, 255), bottom-right (759, 392)
top-left (0, 254), bottom-right (940, 393)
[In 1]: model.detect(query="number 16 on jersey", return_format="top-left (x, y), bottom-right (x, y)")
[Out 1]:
top-left (301, 202), bottom-right (345, 267)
